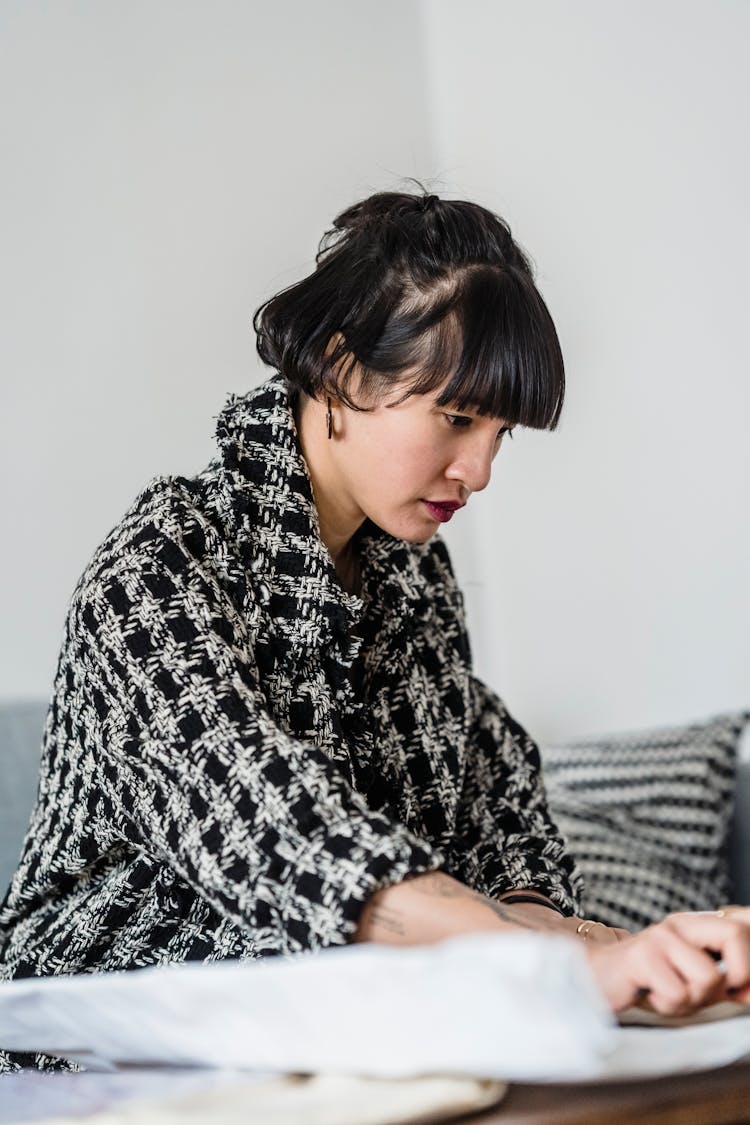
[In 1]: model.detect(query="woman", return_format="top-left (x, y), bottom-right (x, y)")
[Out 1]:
top-left (2, 188), bottom-right (749, 1073)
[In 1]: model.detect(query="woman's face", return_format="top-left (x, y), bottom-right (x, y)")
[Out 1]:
top-left (329, 379), bottom-right (513, 544)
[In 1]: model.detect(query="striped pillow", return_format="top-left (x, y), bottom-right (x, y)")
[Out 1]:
top-left (542, 712), bottom-right (750, 931)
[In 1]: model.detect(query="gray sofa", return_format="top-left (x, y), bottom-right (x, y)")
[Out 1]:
top-left (1, 701), bottom-right (49, 897)
top-left (2, 700), bottom-right (750, 907)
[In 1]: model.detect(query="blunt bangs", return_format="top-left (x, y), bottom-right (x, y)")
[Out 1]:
top-left (436, 267), bottom-right (564, 430)
top-left (352, 267), bottom-right (565, 431)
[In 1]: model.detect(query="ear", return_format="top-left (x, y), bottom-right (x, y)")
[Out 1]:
top-left (324, 332), bottom-right (351, 381)
top-left (324, 331), bottom-right (346, 359)
top-left (322, 332), bottom-right (358, 400)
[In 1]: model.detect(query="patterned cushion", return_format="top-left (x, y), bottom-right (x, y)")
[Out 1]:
top-left (542, 712), bottom-right (750, 930)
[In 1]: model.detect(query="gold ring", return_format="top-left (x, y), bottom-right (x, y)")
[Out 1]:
top-left (576, 919), bottom-right (605, 939)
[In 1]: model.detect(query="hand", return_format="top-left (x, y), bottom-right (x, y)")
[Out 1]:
top-left (583, 908), bottom-right (750, 1014)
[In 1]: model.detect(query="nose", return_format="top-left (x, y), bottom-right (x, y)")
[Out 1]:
top-left (444, 437), bottom-right (495, 495)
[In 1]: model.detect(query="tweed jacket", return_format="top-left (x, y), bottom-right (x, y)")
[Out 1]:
top-left (0, 373), bottom-right (580, 1071)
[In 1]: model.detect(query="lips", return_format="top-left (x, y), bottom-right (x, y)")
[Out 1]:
top-left (423, 500), bottom-right (465, 524)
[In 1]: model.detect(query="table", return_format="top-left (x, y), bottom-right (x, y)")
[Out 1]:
top-left (472, 1061), bottom-right (750, 1124)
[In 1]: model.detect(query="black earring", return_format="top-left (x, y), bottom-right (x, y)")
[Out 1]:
top-left (326, 397), bottom-right (333, 440)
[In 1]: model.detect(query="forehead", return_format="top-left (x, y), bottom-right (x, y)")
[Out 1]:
top-left (378, 377), bottom-right (506, 420)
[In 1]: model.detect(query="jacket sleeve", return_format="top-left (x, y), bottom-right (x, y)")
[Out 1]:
top-left (444, 677), bottom-right (583, 915)
top-left (68, 526), bottom-right (443, 955)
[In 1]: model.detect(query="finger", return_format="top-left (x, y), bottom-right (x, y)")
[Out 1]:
top-left (665, 913), bottom-right (750, 994)
top-left (610, 924), bottom-right (698, 1015)
top-left (717, 906), bottom-right (750, 921)
top-left (716, 930), bottom-right (750, 994)
top-left (653, 932), bottom-right (727, 1010)
top-left (726, 984), bottom-right (750, 1004)
top-left (620, 920), bottom-right (726, 1015)
top-left (637, 947), bottom-right (695, 1016)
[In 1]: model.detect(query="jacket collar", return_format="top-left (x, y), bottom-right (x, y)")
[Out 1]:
top-left (213, 374), bottom-right (433, 659)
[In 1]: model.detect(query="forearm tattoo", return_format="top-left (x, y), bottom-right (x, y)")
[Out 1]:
top-left (367, 905), bottom-right (407, 937)
top-left (411, 872), bottom-right (562, 932)
top-left (479, 896), bottom-right (560, 932)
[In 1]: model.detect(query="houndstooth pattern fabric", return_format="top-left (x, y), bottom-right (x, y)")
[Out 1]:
top-left (543, 712), bottom-right (749, 931)
top-left (0, 373), bottom-right (580, 1072)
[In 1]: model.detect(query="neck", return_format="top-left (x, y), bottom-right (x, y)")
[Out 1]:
top-left (295, 392), bottom-right (363, 588)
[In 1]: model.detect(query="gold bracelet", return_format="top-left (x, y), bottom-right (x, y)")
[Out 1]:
top-left (576, 919), bottom-right (607, 940)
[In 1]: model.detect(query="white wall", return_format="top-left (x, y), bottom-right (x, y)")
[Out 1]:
top-left (0, 0), bottom-right (433, 700)
top-left (429, 0), bottom-right (750, 739)
top-left (3, 1), bottom-right (748, 744)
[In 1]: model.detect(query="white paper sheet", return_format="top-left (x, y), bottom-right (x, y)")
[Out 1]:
top-left (1, 932), bottom-right (750, 1087)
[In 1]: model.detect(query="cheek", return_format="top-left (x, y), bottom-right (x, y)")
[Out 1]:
top-left (362, 440), bottom-right (438, 498)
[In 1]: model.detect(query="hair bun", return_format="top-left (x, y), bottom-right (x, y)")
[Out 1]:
top-left (319, 190), bottom-right (443, 263)
top-left (331, 191), bottom-right (426, 233)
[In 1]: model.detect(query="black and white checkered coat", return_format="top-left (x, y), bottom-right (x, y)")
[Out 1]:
top-left (0, 374), bottom-right (580, 1070)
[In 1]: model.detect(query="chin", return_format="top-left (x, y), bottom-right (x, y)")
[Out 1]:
top-left (366, 502), bottom-right (443, 545)
top-left (372, 517), bottom-right (437, 545)
top-left (404, 527), bottom-right (438, 544)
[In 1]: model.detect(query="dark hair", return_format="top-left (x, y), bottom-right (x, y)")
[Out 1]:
top-left (253, 185), bottom-right (565, 429)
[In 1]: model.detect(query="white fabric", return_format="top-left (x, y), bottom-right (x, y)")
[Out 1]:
top-left (0, 934), bottom-right (612, 1079)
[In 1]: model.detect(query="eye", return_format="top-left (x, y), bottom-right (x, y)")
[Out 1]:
top-left (497, 426), bottom-right (514, 442)
top-left (445, 413), bottom-right (472, 428)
